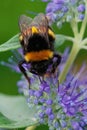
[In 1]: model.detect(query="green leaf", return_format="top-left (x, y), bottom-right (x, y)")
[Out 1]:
top-left (0, 33), bottom-right (66, 52)
top-left (0, 34), bottom-right (21, 52)
top-left (0, 34), bottom-right (66, 52)
top-left (55, 34), bottom-right (66, 49)
top-left (0, 94), bottom-right (38, 129)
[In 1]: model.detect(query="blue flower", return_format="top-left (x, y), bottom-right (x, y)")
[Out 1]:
top-left (41, 0), bottom-right (86, 26)
top-left (53, 0), bottom-right (64, 4)
top-left (46, 99), bottom-right (53, 105)
top-left (45, 107), bottom-right (53, 115)
top-left (77, 4), bottom-right (85, 12)
top-left (34, 90), bottom-right (43, 98)
top-left (42, 0), bottom-right (48, 2)
top-left (78, 14), bottom-right (85, 20)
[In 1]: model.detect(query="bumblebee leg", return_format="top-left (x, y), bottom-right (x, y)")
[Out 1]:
top-left (38, 76), bottom-right (43, 83)
top-left (18, 60), bottom-right (31, 88)
top-left (53, 53), bottom-right (61, 65)
top-left (58, 79), bottom-right (60, 92)
top-left (50, 53), bottom-right (61, 73)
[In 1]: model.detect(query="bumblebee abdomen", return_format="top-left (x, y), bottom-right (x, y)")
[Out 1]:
top-left (24, 50), bottom-right (53, 62)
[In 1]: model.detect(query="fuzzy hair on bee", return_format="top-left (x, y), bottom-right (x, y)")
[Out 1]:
top-left (18, 13), bottom-right (61, 88)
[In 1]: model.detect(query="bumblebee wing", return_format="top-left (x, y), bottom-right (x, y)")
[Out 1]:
top-left (30, 13), bottom-right (49, 43)
top-left (31, 13), bottom-right (48, 27)
top-left (19, 15), bottom-right (32, 32)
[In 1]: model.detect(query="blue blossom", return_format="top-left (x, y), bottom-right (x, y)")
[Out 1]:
top-left (0, 58), bottom-right (20, 73)
top-left (34, 90), bottom-right (43, 98)
top-left (78, 14), bottom-right (85, 20)
top-left (77, 4), bottom-right (85, 12)
top-left (0, 49), bottom-right (23, 73)
top-left (53, 0), bottom-right (64, 4)
top-left (41, 0), bottom-right (86, 26)
top-left (42, 0), bottom-right (49, 2)
top-left (45, 107), bottom-right (53, 115)
top-left (46, 99), bottom-right (53, 105)
top-left (49, 113), bottom-right (55, 120)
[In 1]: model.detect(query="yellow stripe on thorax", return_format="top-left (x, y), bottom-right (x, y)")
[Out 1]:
top-left (32, 26), bottom-right (38, 34)
top-left (24, 50), bottom-right (53, 62)
top-left (48, 29), bottom-right (55, 39)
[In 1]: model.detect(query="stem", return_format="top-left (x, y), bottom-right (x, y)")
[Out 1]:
top-left (70, 19), bottom-right (78, 37)
top-left (81, 45), bottom-right (87, 50)
top-left (64, 35), bottom-right (74, 42)
top-left (59, 43), bottom-right (80, 83)
top-left (58, 1), bottom-right (87, 84)
top-left (25, 126), bottom-right (36, 130)
top-left (81, 38), bottom-right (87, 45)
top-left (79, 1), bottom-right (87, 39)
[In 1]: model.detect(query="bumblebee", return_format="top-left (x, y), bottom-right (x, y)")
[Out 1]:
top-left (18, 13), bottom-right (61, 87)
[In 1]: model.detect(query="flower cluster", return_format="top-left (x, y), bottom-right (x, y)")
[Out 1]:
top-left (14, 49), bottom-right (87, 130)
top-left (42, 0), bottom-right (86, 27)
top-left (1, 48), bottom-right (87, 129)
